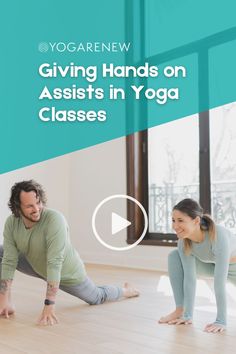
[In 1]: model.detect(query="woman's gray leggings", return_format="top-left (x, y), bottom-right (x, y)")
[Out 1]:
top-left (168, 248), bottom-right (236, 309)
top-left (0, 247), bottom-right (123, 305)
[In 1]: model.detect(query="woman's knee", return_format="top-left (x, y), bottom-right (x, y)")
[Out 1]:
top-left (168, 249), bottom-right (181, 267)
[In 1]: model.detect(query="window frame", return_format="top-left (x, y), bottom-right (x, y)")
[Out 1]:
top-left (125, 1), bottom-right (236, 246)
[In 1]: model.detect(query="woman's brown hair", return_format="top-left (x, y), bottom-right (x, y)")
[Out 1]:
top-left (173, 198), bottom-right (216, 254)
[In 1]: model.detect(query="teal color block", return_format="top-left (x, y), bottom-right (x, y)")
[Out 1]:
top-left (1, 0), bottom-right (236, 173)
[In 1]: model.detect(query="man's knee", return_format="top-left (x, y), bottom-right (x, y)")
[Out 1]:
top-left (0, 245), bottom-right (3, 259)
top-left (89, 298), bottom-right (102, 305)
top-left (88, 286), bottom-right (108, 305)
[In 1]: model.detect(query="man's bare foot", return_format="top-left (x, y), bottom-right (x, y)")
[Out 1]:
top-left (158, 308), bottom-right (183, 323)
top-left (123, 282), bottom-right (140, 298)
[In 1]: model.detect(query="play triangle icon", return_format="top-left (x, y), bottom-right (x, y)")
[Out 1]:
top-left (111, 212), bottom-right (131, 235)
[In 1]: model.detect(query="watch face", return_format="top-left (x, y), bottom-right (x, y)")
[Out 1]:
top-left (44, 299), bottom-right (55, 305)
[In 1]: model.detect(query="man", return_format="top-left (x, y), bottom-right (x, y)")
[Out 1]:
top-left (0, 180), bottom-right (139, 325)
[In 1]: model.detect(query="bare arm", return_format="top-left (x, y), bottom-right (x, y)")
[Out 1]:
top-left (37, 281), bottom-right (59, 326)
top-left (0, 279), bottom-right (15, 318)
top-left (37, 211), bottom-right (68, 325)
top-left (46, 281), bottom-right (59, 301)
top-left (0, 279), bottom-right (12, 295)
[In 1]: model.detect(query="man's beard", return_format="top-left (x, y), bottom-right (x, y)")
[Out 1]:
top-left (20, 209), bottom-right (42, 223)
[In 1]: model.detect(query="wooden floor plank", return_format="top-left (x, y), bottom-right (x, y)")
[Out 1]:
top-left (0, 264), bottom-right (235, 354)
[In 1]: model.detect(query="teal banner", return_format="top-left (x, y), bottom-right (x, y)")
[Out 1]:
top-left (1, 0), bottom-right (236, 173)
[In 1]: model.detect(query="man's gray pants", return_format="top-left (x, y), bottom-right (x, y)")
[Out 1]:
top-left (0, 246), bottom-right (123, 305)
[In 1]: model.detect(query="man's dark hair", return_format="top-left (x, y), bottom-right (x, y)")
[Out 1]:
top-left (8, 180), bottom-right (47, 217)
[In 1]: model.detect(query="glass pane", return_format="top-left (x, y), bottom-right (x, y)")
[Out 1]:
top-left (148, 115), bottom-right (199, 233)
top-left (144, 1), bottom-right (236, 57)
top-left (210, 103), bottom-right (236, 233)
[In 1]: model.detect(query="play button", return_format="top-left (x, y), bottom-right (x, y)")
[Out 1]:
top-left (92, 194), bottom-right (148, 251)
top-left (111, 212), bottom-right (131, 235)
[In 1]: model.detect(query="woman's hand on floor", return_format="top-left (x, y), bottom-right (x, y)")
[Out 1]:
top-left (168, 318), bottom-right (192, 325)
top-left (204, 323), bottom-right (225, 333)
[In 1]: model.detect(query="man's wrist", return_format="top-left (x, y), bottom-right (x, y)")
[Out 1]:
top-left (0, 279), bottom-right (12, 295)
top-left (44, 299), bottom-right (55, 306)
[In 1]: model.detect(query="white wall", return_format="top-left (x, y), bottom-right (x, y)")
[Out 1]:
top-left (0, 138), bottom-right (173, 271)
top-left (67, 138), bottom-right (172, 272)
top-left (0, 155), bottom-right (70, 241)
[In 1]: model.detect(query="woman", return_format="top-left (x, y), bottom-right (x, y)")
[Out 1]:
top-left (159, 198), bottom-right (236, 333)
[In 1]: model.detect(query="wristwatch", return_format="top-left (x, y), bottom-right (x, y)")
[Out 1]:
top-left (44, 299), bottom-right (55, 305)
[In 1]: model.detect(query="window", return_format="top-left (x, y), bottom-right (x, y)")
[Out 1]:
top-left (148, 115), bottom-right (199, 234)
top-left (210, 104), bottom-right (236, 233)
top-left (126, 1), bottom-right (236, 246)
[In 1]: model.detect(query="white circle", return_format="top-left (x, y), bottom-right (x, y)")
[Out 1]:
top-left (92, 194), bottom-right (148, 251)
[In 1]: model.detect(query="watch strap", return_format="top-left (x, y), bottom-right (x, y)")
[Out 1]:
top-left (44, 299), bottom-right (55, 305)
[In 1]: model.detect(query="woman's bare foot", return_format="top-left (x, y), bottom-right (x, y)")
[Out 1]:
top-left (158, 308), bottom-right (183, 323)
top-left (123, 282), bottom-right (140, 298)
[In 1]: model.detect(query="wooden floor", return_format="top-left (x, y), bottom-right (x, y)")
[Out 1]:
top-left (0, 264), bottom-right (236, 354)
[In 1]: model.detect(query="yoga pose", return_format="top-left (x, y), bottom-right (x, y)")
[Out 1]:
top-left (159, 198), bottom-right (236, 333)
top-left (0, 180), bottom-right (139, 325)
